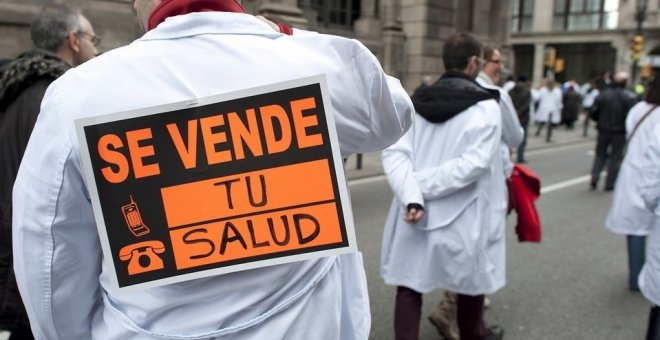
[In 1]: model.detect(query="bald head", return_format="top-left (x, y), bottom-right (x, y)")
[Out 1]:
top-left (613, 71), bottom-right (629, 87)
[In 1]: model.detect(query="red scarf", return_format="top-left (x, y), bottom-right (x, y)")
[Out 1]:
top-left (148, 0), bottom-right (292, 35)
top-left (149, 0), bottom-right (245, 30)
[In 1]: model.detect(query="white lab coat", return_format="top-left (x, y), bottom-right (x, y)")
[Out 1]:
top-left (606, 101), bottom-right (660, 306)
top-left (12, 12), bottom-right (413, 340)
top-left (534, 86), bottom-right (562, 124)
top-left (380, 99), bottom-right (505, 295)
top-left (477, 74), bottom-right (524, 177)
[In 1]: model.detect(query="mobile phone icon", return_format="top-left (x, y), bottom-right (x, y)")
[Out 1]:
top-left (122, 196), bottom-right (150, 237)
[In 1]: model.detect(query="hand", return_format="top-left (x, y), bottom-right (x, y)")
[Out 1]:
top-left (404, 206), bottom-right (424, 224)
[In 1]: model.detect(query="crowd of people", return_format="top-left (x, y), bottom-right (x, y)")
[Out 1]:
top-left (0, 1), bottom-right (659, 340)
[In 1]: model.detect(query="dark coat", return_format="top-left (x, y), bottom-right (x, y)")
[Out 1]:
top-left (0, 50), bottom-right (68, 327)
top-left (590, 86), bottom-right (639, 133)
top-left (561, 89), bottom-right (581, 124)
top-left (509, 82), bottom-right (531, 125)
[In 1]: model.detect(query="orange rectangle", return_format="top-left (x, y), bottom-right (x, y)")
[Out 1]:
top-left (161, 159), bottom-right (335, 228)
top-left (168, 202), bottom-right (343, 270)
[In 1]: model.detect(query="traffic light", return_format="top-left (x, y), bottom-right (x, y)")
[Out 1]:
top-left (631, 34), bottom-right (644, 61)
top-left (543, 47), bottom-right (556, 67)
top-left (640, 63), bottom-right (651, 78)
top-left (554, 58), bottom-right (565, 73)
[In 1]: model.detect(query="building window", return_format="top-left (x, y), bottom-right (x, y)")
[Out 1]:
top-left (553, 0), bottom-right (619, 31)
top-left (511, 0), bottom-right (534, 33)
top-left (304, 0), bottom-right (361, 29)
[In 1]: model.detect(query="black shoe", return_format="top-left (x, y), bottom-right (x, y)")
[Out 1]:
top-left (604, 186), bottom-right (614, 191)
top-left (485, 325), bottom-right (504, 340)
top-left (589, 182), bottom-right (597, 191)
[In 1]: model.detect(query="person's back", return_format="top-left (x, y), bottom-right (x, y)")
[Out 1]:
top-left (561, 87), bottom-right (580, 128)
top-left (589, 72), bottom-right (639, 191)
top-left (509, 80), bottom-right (531, 126)
top-left (12, 6), bottom-right (413, 340)
top-left (382, 89), bottom-right (504, 292)
top-left (381, 32), bottom-right (505, 340)
top-left (592, 84), bottom-right (637, 133)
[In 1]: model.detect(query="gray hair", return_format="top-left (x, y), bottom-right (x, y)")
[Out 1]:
top-left (30, 4), bottom-right (82, 53)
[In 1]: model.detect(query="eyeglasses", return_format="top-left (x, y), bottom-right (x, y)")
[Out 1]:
top-left (487, 59), bottom-right (502, 65)
top-left (77, 31), bottom-right (101, 47)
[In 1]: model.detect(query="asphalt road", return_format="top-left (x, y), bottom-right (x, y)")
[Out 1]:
top-left (348, 140), bottom-right (650, 340)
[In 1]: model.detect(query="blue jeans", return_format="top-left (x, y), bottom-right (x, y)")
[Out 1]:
top-left (627, 235), bottom-right (646, 291)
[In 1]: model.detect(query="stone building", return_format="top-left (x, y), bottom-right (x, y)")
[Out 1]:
top-left (0, 0), bottom-right (511, 93)
top-left (509, 0), bottom-right (660, 85)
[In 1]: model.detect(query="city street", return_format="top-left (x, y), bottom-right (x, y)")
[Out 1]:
top-left (347, 132), bottom-right (651, 339)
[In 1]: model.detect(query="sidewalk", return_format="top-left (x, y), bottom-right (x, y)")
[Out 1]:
top-left (344, 118), bottom-right (597, 181)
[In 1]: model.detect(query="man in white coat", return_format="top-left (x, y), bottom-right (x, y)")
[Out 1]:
top-left (428, 44), bottom-right (523, 340)
top-left (11, 0), bottom-right (414, 339)
top-left (381, 32), bottom-right (504, 340)
top-left (605, 45), bottom-right (660, 339)
top-left (477, 45), bottom-right (524, 176)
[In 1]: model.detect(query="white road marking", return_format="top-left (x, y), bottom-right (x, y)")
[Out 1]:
top-left (523, 140), bottom-right (593, 156)
top-left (349, 172), bottom-right (606, 195)
top-left (348, 174), bottom-right (387, 187)
top-left (540, 174), bottom-right (591, 194)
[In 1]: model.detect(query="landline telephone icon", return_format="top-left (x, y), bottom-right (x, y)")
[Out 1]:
top-left (119, 240), bottom-right (165, 275)
top-left (122, 195), bottom-right (150, 237)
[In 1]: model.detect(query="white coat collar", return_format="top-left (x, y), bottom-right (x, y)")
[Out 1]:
top-left (478, 71), bottom-right (495, 86)
top-left (140, 12), bottom-right (283, 41)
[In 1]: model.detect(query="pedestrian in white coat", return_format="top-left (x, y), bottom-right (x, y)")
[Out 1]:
top-left (429, 45), bottom-right (523, 340)
top-left (381, 32), bottom-right (504, 340)
top-left (534, 79), bottom-right (563, 142)
top-left (11, 0), bottom-right (414, 339)
top-left (606, 45), bottom-right (660, 339)
top-left (477, 45), bottom-right (524, 176)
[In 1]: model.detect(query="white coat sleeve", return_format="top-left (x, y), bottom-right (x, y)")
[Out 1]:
top-left (330, 44), bottom-right (414, 158)
top-left (413, 102), bottom-right (501, 200)
top-left (530, 88), bottom-right (541, 102)
top-left (13, 83), bottom-right (101, 340)
top-left (639, 125), bottom-right (660, 218)
top-left (499, 90), bottom-right (523, 148)
top-left (382, 128), bottom-right (424, 208)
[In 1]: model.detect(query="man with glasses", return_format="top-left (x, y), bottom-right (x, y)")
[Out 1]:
top-left (477, 45), bottom-right (523, 173)
top-left (382, 32), bottom-right (504, 340)
top-left (0, 4), bottom-right (97, 339)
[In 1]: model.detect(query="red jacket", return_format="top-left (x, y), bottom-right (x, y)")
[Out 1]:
top-left (508, 164), bottom-right (542, 242)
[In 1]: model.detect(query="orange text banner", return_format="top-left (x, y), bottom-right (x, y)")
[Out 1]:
top-left (169, 202), bottom-right (342, 270)
top-left (161, 159), bottom-right (335, 228)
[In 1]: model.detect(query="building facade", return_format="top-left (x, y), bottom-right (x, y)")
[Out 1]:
top-left (509, 0), bottom-right (660, 85)
top-left (0, 0), bottom-right (512, 93)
